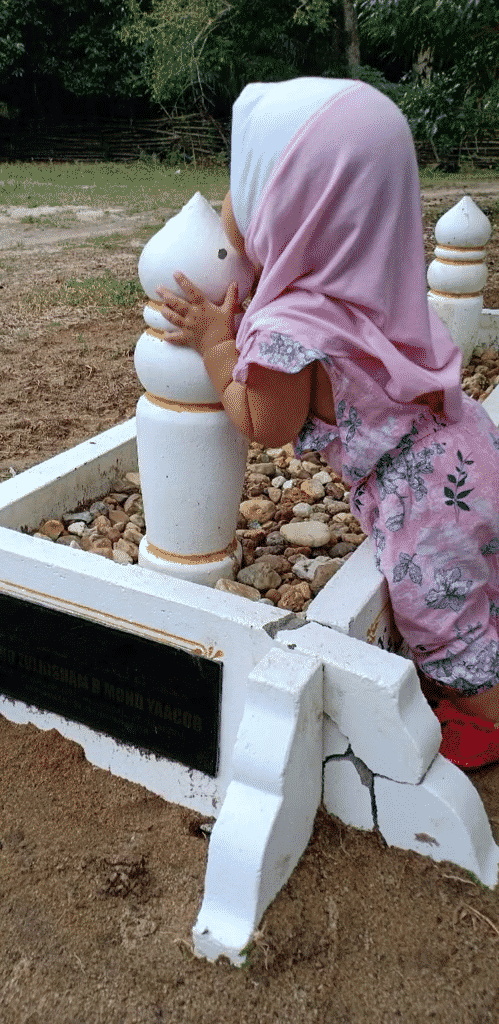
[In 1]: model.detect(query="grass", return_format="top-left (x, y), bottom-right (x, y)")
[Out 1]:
top-left (0, 161), bottom-right (230, 214)
top-left (419, 164), bottom-right (499, 188)
top-left (26, 272), bottom-right (144, 313)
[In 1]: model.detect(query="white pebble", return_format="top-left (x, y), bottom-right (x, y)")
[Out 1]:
top-left (313, 471), bottom-right (332, 484)
top-left (282, 479), bottom-right (295, 490)
top-left (271, 476), bottom-right (286, 488)
top-left (67, 521), bottom-right (86, 537)
top-left (280, 520), bottom-right (331, 547)
top-left (293, 502), bottom-right (312, 516)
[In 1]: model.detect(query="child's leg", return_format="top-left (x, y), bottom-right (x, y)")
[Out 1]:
top-left (438, 679), bottom-right (499, 722)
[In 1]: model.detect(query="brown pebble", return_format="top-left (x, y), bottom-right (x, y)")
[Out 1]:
top-left (284, 546), bottom-right (312, 559)
top-left (39, 519), bottom-right (65, 540)
top-left (342, 532), bottom-right (366, 546)
top-left (123, 493), bottom-right (143, 515)
top-left (123, 525), bottom-right (144, 546)
top-left (264, 588), bottom-right (280, 603)
top-left (267, 487), bottom-right (282, 504)
top-left (214, 578), bottom-right (261, 601)
top-left (90, 536), bottom-right (113, 552)
top-left (93, 514), bottom-right (111, 533)
top-left (109, 508), bottom-right (129, 525)
top-left (115, 538), bottom-right (139, 562)
top-left (326, 484), bottom-right (346, 500)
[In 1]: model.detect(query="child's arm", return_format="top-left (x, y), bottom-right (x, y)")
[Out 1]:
top-left (157, 273), bottom-right (311, 447)
top-left (204, 338), bottom-right (311, 447)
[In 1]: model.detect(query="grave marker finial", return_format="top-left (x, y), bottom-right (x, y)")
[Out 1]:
top-left (427, 195), bottom-right (492, 365)
top-left (134, 193), bottom-right (253, 585)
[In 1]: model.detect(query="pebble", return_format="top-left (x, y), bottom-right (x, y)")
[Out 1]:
top-left (124, 493), bottom-right (143, 515)
top-left (239, 498), bottom-right (276, 523)
top-left (67, 521), bottom-right (86, 537)
top-left (112, 549), bottom-right (134, 565)
top-left (280, 520), bottom-right (331, 548)
top-left (300, 478), bottom-right (325, 499)
top-left (277, 581), bottom-right (311, 611)
top-left (214, 578), bottom-right (261, 601)
top-left (109, 508), bottom-right (129, 525)
top-left (237, 564), bottom-right (282, 591)
top-left (62, 510), bottom-right (94, 525)
top-left (39, 519), bottom-right (64, 539)
top-left (30, 449), bottom-right (360, 608)
top-left (310, 561), bottom-right (343, 594)
top-left (89, 501), bottom-right (110, 517)
top-left (265, 531), bottom-right (285, 548)
top-left (115, 538), bottom-right (139, 562)
top-left (291, 555), bottom-right (336, 581)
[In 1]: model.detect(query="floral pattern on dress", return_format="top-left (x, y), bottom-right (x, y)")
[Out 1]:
top-left (425, 566), bottom-right (472, 612)
top-left (482, 538), bottom-right (499, 556)
top-left (258, 333), bottom-right (330, 373)
top-left (422, 636), bottom-right (499, 694)
top-left (294, 414), bottom-right (339, 457)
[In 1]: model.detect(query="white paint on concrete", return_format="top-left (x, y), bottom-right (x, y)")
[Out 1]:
top-left (323, 757), bottom-right (374, 831)
top-left (193, 647), bottom-right (323, 964)
top-left (279, 620), bottom-right (441, 783)
top-left (323, 713), bottom-right (349, 757)
top-left (375, 754), bottom-right (499, 889)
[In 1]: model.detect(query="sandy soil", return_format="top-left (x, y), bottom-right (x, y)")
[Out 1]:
top-left (1, 185), bottom-right (499, 1024)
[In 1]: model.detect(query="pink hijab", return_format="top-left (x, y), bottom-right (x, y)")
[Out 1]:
top-left (230, 79), bottom-right (463, 445)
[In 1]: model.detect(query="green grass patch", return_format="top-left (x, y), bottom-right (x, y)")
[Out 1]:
top-left (0, 161), bottom-right (229, 214)
top-left (27, 272), bottom-right (145, 313)
top-left (419, 164), bottom-right (499, 188)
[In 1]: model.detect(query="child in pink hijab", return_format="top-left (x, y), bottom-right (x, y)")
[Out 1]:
top-left (158, 78), bottom-right (499, 769)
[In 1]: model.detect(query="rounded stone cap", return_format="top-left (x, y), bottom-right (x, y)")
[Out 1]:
top-left (134, 330), bottom-right (221, 404)
top-left (435, 196), bottom-right (492, 248)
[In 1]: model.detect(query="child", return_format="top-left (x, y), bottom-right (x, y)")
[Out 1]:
top-left (157, 77), bottom-right (499, 770)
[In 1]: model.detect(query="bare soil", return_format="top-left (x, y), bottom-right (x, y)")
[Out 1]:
top-left (2, 186), bottom-right (499, 1024)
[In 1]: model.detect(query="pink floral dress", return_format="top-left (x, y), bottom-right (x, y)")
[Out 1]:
top-left (235, 329), bottom-right (499, 697)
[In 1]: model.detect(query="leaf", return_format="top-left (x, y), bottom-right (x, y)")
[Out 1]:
top-left (409, 564), bottom-right (423, 586)
top-left (444, 487), bottom-right (455, 498)
top-left (447, 474), bottom-right (457, 483)
top-left (386, 512), bottom-right (405, 532)
top-left (457, 450), bottom-right (463, 461)
top-left (457, 489), bottom-right (473, 499)
top-left (457, 502), bottom-right (470, 511)
top-left (445, 500), bottom-right (455, 506)
top-left (393, 562), bottom-right (408, 583)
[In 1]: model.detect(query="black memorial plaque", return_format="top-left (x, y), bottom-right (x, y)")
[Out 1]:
top-left (0, 593), bottom-right (222, 776)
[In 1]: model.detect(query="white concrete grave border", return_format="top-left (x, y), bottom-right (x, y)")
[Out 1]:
top-left (1, 310), bottom-right (499, 965)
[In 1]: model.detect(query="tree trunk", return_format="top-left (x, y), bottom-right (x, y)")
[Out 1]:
top-left (342, 0), bottom-right (360, 76)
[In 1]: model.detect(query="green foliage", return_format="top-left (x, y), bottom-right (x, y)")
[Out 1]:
top-left (0, 0), bottom-right (147, 110)
top-left (355, 0), bottom-right (499, 162)
top-left (123, 0), bottom-right (347, 113)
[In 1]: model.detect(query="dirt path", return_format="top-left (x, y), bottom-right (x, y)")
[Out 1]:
top-left (1, 185), bottom-right (499, 1024)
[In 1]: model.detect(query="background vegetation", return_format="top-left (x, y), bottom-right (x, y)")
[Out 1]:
top-left (0, 0), bottom-right (498, 167)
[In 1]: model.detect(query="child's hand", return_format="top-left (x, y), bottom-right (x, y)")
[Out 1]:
top-left (156, 273), bottom-right (240, 356)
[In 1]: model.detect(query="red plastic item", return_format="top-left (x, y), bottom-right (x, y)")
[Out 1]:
top-left (434, 699), bottom-right (499, 770)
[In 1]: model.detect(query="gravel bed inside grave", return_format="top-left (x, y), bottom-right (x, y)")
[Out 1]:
top-left (28, 347), bottom-right (499, 613)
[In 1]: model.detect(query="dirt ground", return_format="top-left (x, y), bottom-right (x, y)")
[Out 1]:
top-left (2, 184), bottom-right (499, 1024)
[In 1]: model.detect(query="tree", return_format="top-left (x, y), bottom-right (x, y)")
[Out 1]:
top-left (123, 0), bottom-right (348, 115)
top-left (0, 0), bottom-right (147, 117)
top-left (355, 0), bottom-right (499, 162)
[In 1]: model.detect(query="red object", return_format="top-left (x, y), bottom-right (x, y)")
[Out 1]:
top-left (434, 699), bottom-right (499, 769)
